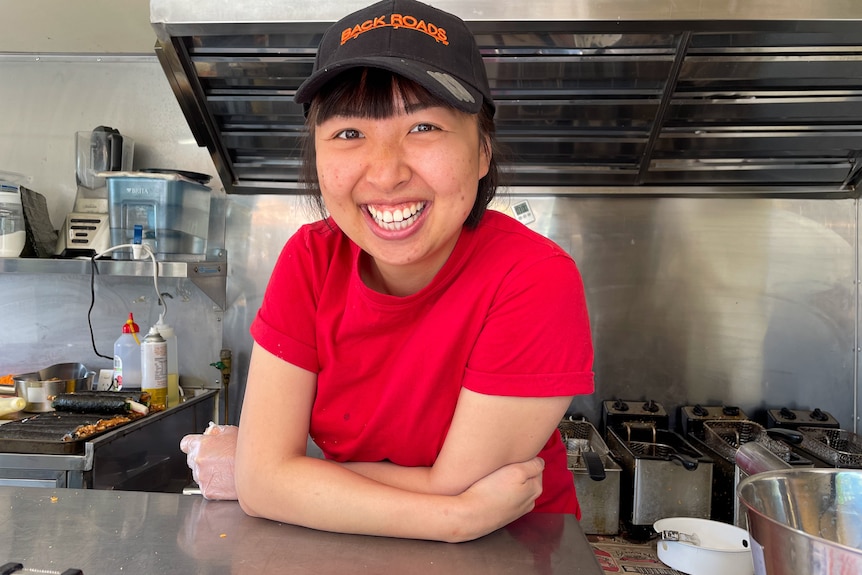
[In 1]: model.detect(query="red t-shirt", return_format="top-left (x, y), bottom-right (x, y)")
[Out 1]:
top-left (251, 210), bottom-right (594, 515)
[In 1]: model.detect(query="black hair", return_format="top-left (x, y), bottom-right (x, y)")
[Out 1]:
top-left (299, 67), bottom-right (503, 229)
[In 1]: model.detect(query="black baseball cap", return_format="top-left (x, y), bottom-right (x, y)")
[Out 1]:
top-left (294, 0), bottom-right (494, 115)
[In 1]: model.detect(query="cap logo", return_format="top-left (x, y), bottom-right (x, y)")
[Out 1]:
top-left (427, 71), bottom-right (475, 104)
top-left (340, 13), bottom-right (449, 45)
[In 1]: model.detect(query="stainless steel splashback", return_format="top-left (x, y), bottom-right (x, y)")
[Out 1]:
top-left (150, 0), bottom-right (862, 195)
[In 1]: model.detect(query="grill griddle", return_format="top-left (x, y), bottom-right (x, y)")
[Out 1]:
top-left (0, 411), bottom-right (139, 454)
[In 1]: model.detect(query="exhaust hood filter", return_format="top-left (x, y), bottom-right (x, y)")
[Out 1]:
top-left (150, 1), bottom-right (862, 196)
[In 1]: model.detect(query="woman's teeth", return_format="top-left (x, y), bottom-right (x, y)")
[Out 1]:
top-left (368, 202), bottom-right (425, 231)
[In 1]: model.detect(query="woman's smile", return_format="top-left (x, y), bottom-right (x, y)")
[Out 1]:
top-left (366, 201), bottom-right (427, 233)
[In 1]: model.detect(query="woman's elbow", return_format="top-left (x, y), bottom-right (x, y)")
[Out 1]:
top-left (234, 465), bottom-right (265, 518)
top-left (237, 492), bottom-right (262, 518)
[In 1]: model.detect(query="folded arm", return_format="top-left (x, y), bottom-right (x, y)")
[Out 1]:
top-left (341, 387), bottom-right (571, 495)
top-left (234, 343), bottom-right (570, 542)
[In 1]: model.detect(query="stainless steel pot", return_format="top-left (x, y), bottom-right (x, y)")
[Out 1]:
top-left (13, 363), bottom-right (94, 412)
top-left (737, 468), bottom-right (862, 575)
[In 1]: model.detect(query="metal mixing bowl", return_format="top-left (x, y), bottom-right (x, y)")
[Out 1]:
top-left (738, 468), bottom-right (862, 575)
top-left (13, 362), bottom-right (93, 412)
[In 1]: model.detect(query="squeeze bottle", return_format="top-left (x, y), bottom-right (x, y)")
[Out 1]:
top-left (113, 313), bottom-right (142, 390)
top-left (154, 316), bottom-right (179, 408)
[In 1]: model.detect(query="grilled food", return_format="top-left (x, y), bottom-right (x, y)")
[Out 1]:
top-left (52, 391), bottom-right (149, 415)
top-left (71, 415), bottom-right (134, 439)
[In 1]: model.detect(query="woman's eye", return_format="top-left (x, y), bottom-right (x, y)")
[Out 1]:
top-left (410, 123), bottom-right (438, 133)
top-left (336, 129), bottom-right (363, 140)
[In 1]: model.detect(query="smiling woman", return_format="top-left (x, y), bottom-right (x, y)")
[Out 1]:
top-left (180, 0), bottom-right (595, 544)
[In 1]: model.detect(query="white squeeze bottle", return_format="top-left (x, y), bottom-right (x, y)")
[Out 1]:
top-left (154, 315), bottom-right (179, 407)
top-left (113, 313), bottom-right (142, 390)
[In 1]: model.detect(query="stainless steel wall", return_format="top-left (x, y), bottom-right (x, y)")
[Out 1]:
top-left (1, 56), bottom-right (858, 432)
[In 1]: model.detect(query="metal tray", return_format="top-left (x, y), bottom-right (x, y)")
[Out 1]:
top-left (0, 412), bottom-right (141, 455)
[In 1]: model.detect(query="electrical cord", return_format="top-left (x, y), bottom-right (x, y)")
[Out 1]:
top-left (86, 243), bottom-right (167, 360)
top-left (87, 256), bottom-right (110, 359)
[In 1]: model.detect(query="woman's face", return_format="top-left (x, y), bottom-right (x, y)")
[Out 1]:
top-left (315, 102), bottom-right (490, 293)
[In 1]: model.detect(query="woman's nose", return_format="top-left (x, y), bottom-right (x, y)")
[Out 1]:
top-left (364, 140), bottom-right (411, 190)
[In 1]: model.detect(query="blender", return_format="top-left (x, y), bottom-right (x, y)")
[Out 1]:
top-left (55, 127), bottom-right (134, 257)
top-left (0, 174), bottom-right (26, 258)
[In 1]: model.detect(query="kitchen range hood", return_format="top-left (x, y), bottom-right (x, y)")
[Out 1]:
top-left (150, 0), bottom-right (862, 196)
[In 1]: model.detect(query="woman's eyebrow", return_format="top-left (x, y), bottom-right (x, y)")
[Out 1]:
top-left (402, 102), bottom-right (435, 115)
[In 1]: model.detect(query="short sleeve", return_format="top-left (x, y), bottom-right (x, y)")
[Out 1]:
top-left (462, 254), bottom-right (594, 397)
top-left (250, 225), bottom-right (324, 373)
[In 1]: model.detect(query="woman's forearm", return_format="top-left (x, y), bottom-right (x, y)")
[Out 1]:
top-left (339, 461), bottom-right (453, 494)
top-left (236, 454), bottom-right (542, 542)
top-left (340, 459), bottom-right (487, 496)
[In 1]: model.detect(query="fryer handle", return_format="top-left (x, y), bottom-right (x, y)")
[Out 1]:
top-left (583, 451), bottom-right (607, 481)
top-left (669, 452), bottom-right (699, 471)
top-left (766, 427), bottom-right (803, 445)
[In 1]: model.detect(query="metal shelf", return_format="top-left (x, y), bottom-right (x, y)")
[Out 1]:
top-left (0, 253), bottom-right (227, 309)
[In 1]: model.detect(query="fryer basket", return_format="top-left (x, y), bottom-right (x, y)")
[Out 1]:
top-left (796, 426), bottom-right (862, 468)
top-left (703, 420), bottom-right (793, 463)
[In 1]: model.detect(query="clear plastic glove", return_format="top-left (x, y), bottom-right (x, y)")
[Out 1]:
top-left (180, 422), bottom-right (239, 500)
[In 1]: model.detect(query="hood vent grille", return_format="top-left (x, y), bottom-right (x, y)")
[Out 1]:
top-left (153, 14), bottom-right (862, 196)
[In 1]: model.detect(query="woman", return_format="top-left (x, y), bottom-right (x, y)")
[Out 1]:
top-left (182, 0), bottom-right (594, 543)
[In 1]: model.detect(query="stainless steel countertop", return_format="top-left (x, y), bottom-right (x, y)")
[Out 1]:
top-left (0, 486), bottom-right (602, 574)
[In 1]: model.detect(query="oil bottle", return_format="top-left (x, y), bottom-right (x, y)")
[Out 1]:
top-left (154, 316), bottom-right (179, 407)
top-left (141, 326), bottom-right (168, 410)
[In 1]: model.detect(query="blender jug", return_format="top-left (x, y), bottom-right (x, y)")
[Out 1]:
top-left (77, 126), bottom-right (134, 191)
top-left (0, 181), bottom-right (26, 258)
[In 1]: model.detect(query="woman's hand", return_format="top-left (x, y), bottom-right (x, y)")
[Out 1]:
top-left (180, 422), bottom-right (239, 500)
top-left (449, 457), bottom-right (545, 542)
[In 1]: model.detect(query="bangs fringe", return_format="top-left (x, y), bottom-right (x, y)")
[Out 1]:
top-left (312, 68), bottom-right (449, 123)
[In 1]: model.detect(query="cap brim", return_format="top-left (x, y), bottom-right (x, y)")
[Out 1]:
top-left (294, 55), bottom-right (485, 114)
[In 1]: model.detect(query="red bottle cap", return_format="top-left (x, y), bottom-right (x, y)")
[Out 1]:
top-left (122, 312), bottom-right (140, 334)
